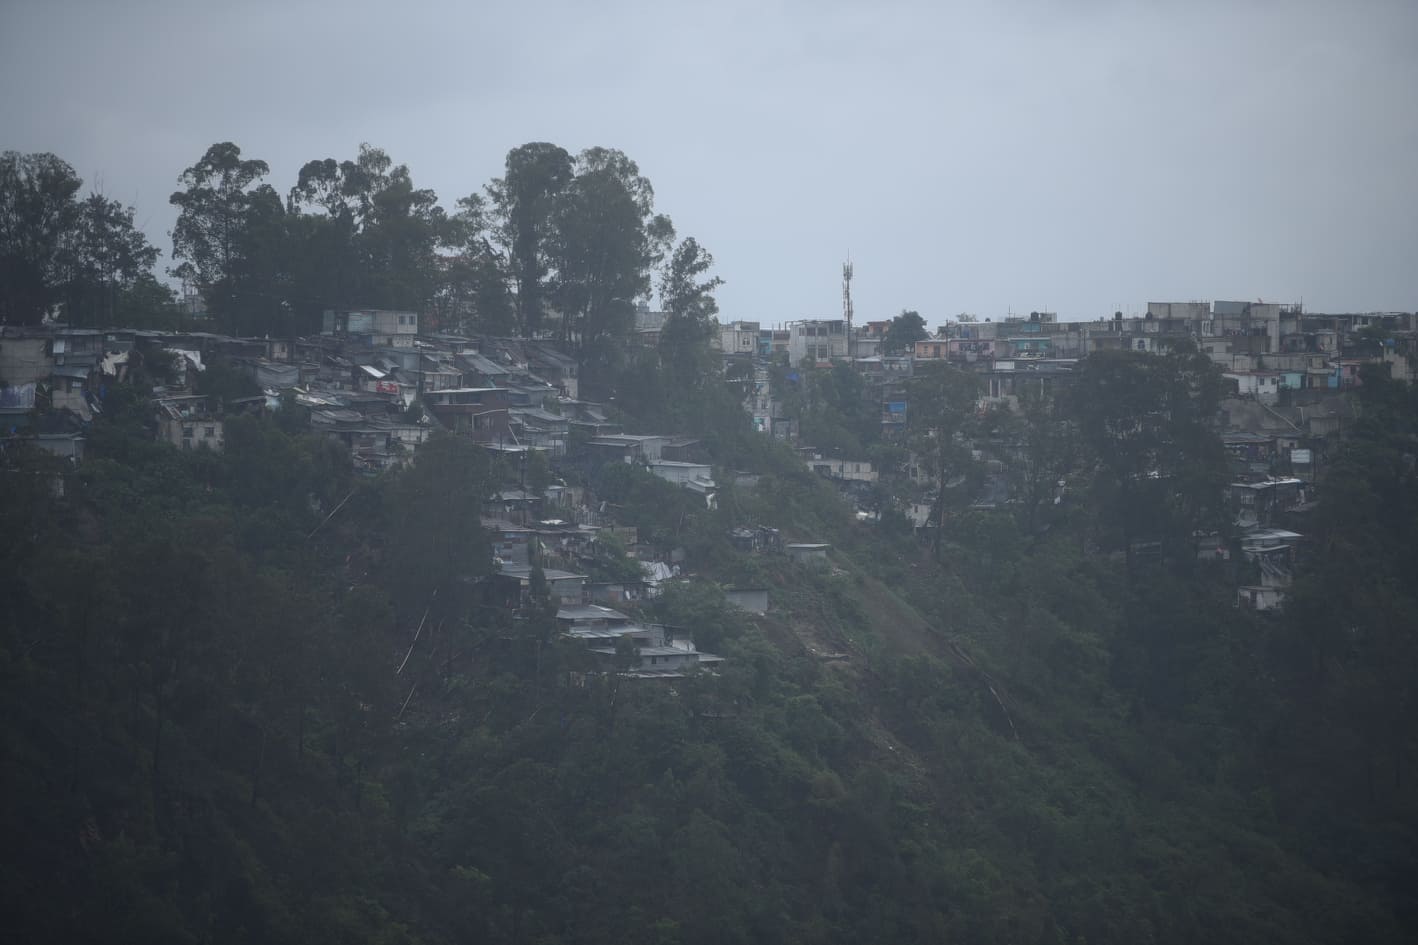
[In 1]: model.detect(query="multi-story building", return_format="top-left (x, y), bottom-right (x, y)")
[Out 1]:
top-left (787, 319), bottom-right (848, 364)
top-left (321, 309), bottom-right (419, 347)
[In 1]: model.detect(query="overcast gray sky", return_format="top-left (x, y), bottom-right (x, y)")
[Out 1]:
top-left (3, 0), bottom-right (1415, 327)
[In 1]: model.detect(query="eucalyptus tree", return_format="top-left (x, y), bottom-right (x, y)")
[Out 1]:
top-left (169, 142), bottom-right (280, 333)
top-left (437, 192), bottom-right (515, 335)
top-left (288, 144), bottom-right (446, 318)
top-left (57, 193), bottom-right (162, 327)
top-left (549, 148), bottom-right (674, 375)
top-left (486, 142), bottom-right (573, 337)
top-left (65, 199), bottom-right (160, 328)
top-left (907, 361), bottom-right (982, 557)
top-left (0, 151), bottom-right (82, 324)
top-left (658, 236), bottom-right (724, 384)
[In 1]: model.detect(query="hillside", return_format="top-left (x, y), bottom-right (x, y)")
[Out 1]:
top-left (2, 360), bottom-right (1416, 945)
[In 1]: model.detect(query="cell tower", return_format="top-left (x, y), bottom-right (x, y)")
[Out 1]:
top-left (842, 260), bottom-right (854, 360)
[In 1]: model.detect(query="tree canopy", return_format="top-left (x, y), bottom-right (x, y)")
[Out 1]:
top-left (881, 309), bottom-right (927, 356)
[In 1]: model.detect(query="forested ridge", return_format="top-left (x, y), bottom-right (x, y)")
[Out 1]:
top-left (3, 344), bottom-right (1417, 944)
top-left (3, 141), bottom-right (1417, 943)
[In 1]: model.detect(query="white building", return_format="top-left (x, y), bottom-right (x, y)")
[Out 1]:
top-left (718, 320), bottom-right (760, 355)
top-left (787, 319), bottom-right (848, 364)
top-left (806, 456), bottom-right (877, 483)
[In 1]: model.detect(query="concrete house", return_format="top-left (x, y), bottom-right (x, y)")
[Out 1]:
top-left (568, 619), bottom-right (725, 678)
top-left (50, 364), bottom-right (95, 420)
top-left (724, 586), bottom-right (769, 615)
top-left (788, 319), bottom-right (848, 364)
top-left (1238, 585), bottom-right (1286, 611)
top-left (1230, 479), bottom-right (1307, 526)
top-left (424, 387), bottom-right (511, 443)
top-left (785, 542), bottom-right (831, 567)
top-left (585, 580), bottom-right (652, 606)
top-left (322, 309), bottom-right (418, 347)
top-left (486, 522), bottom-right (534, 566)
top-left (0, 329), bottom-right (53, 386)
top-left (806, 455), bottom-right (877, 483)
top-left (492, 564), bottom-right (586, 607)
top-left (647, 460), bottom-right (713, 486)
top-left (155, 394), bottom-right (224, 451)
top-left (718, 321), bottom-right (761, 356)
top-left (1225, 370), bottom-right (1285, 403)
top-left (556, 604), bottom-right (633, 634)
top-left (509, 406), bottom-right (569, 457)
top-left (525, 343), bottom-right (579, 399)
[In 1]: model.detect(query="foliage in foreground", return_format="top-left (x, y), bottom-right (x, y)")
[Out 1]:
top-left (1, 368), bottom-right (1415, 944)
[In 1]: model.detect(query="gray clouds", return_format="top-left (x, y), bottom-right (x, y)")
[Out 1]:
top-left (3, 0), bottom-right (1414, 326)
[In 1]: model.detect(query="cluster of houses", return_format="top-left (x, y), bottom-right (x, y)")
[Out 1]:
top-left (7, 297), bottom-right (1409, 627)
top-left (723, 302), bottom-right (1415, 442)
top-left (719, 300), bottom-right (1417, 612)
top-left (0, 309), bottom-right (754, 675)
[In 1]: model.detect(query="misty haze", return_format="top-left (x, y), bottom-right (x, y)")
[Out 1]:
top-left (2, 1), bottom-right (1416, 943)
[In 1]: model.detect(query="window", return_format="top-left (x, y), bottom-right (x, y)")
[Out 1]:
top-left (204, 426), bottom-right (216, 438)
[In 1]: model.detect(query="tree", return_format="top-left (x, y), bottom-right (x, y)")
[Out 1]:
top-left (57, 193), bottom-right (162, 327)
top-left (113, 272), bottom-right (180, 329)
top-left (906, 361), bottom-right (981, 557)
top-left (549, 148), bottom-right (674, 375)
top-left (438, 193), bottom-right (515, 335)
top-left (881, 309), bottom-right (927, 356)
top-left (796, 362), bottom-right (878, 455)
top-left (285, 153), bottom-right (367, 316)
top-left (1008, 383), bottom-right (1078, 536)
top-left (487, 143), bottom-right (574, 337)
top-left (286, 144), bottom-right (447, 323)
top-left (384, 433), bottom-right (494, 626)
top-left (524, 447), bottom-right (553, 503)
top-left (228, 183), bottom-right (293, 336)
top-left (1069, 345), bottom-right (1228, 565)
top-left (658, 237), bottom-right (724, 384)
top-left (0, 151), bottom-right (82, 324)
top-left (169, 142), bottom-right (273, 331)
top-left (359, 151), bottom-right (446, 314)
top-left (1282, 366), bottom-right (1418, 804)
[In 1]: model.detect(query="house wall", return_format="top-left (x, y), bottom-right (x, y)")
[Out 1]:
top-left (371, 310), bottom-right (418, 335)
top-left (50, 375), bottom-right (92, 418)
top-left (1238, 585), bottom-right (1285, 611)
top-left (160, 416), bottom-right (224, 451)
top-left (1225, 372), bottom-right (1283, 403)
top-left (807, 458), bottom-right (877, 482)
top-left (718, 322), bottom-right (760, 354)
top-left (788, 320), bottom-right (848, 364)
top-left (648, 462), bottom-right (712, 485)
top-left (549, 576), bottom-right (585, 604)
top-left (0, 336), bottom-right (51, 385)
top-left (640, 650), bottom-right (697, 671)
top-left (24, 434), bottom-right (85, 461)
top-left (948, 339), bottom-right (998, 361)
top-left (914, 340), bottom-right (950, 360)
top-left (724, 588), bottom-right (769, 615)
top-left (786, 546), bottom-right (829, 567)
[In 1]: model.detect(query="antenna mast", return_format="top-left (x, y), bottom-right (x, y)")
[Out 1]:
top-left (842, 259), bottom-right (854, 361)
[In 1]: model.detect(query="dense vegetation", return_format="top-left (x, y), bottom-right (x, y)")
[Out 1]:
top-left (3, 332), bottom-right (1416, 943)
top-left (2, 142), bottom-right (703, 380)
top-left (4, 134), bottom-right (1415, 943)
